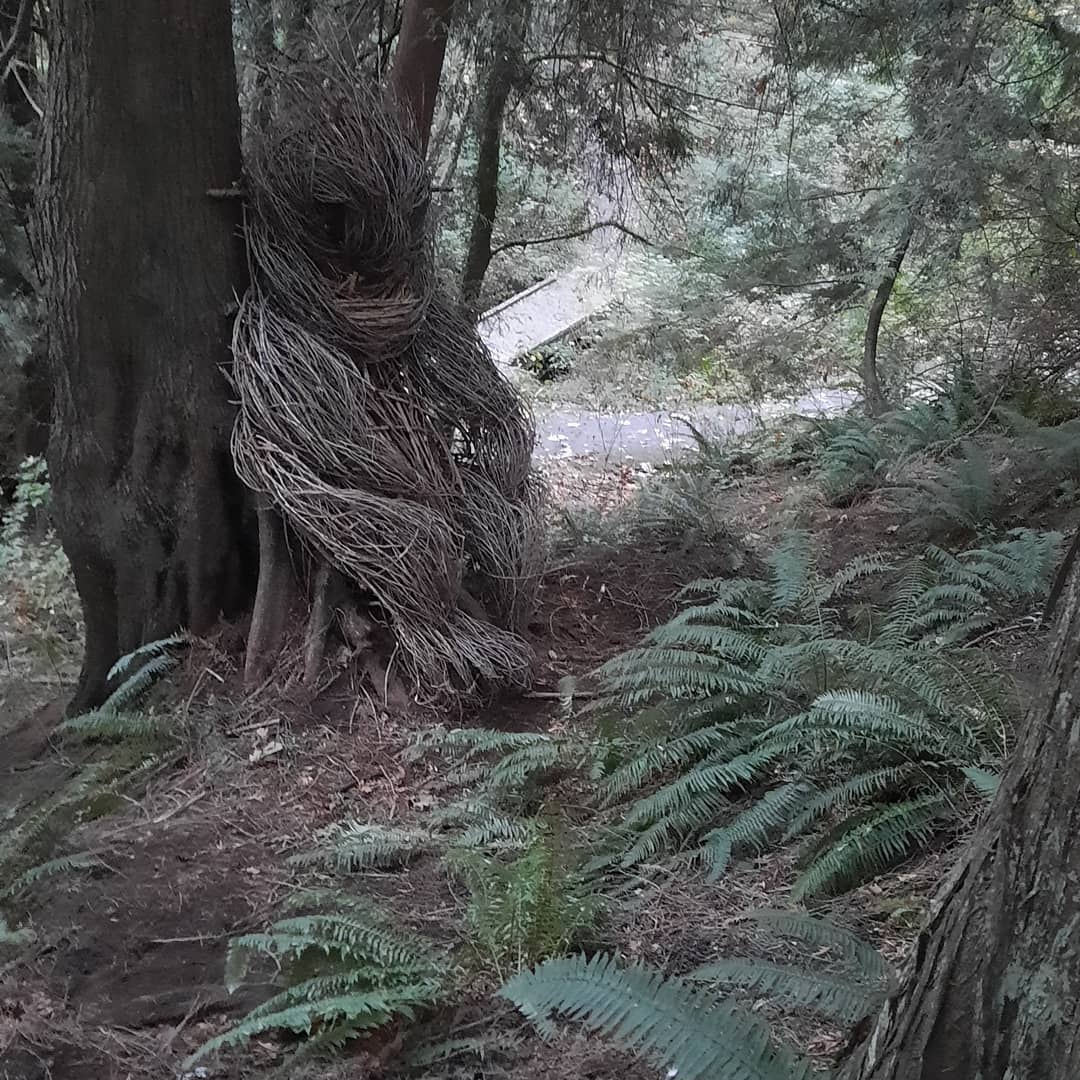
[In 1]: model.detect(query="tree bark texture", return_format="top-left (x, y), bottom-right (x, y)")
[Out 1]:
top-left (38, 0), bottom-right (253, 711)
top-left (460, 0), bottom-right (531, 308)
top-left (841, 533), bottom-right (1080, 1078)
top-left (388, 0), bottom-right (455, 153)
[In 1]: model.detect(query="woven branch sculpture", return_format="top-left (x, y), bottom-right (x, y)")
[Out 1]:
top-left (230, 71), bottom-right (543, 694)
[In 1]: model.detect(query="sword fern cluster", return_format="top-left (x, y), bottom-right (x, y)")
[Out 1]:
top-left (592, 528), bottom-right (1057, 896)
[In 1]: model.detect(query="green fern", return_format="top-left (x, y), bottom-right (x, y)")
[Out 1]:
top-left (1, 851), bottom-right (104, 900)
top-left (583, 529), bottom-right (1022, 894)
top-left (962, 765), bottom-right (1000, 796)
top-left (0, 755), bottom-right (166, 885)
top-left (187, 892), bottom-right (445, 1067)
top-left (745, 910), bottom-right (892, 982)
top-left (500, 953), bottom-right (819, 1080)
top-left (289, 822), bottom-right (433, 872)
top-left (449, 823), bottom-right (599, 973)
top-left (688, 959), bottom-right (876, 1023)
top-left (900, 441), bottom-right (996, 535)
top-left (60, 635), bottom-right (190, 744)
top-left (816, 418), bottom-right (890, 505)
top-left (791, 793), bottom-right (948, 900)
top-left (106, 632), bottom-right (189, 682)
top-left (814, 387), bottom-right (973, 505)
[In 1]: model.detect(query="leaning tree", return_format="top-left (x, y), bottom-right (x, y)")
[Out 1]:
top-left (837, 533), bottom-right (1080, 1076)
top-left (40, 0), bottom-right (540, 711)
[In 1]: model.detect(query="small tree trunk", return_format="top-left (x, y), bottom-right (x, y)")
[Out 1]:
top-left (460, 0), bottom-right (531, 308)
top-left (438, 92), bottom-right (473, 189)
top-left (38, 0), bottom-right (253, 711)
top-left (387, 0), bottom-right (456, 153)
top-left (861, 217), bottom-right (915, 418)
top-left (840, 532), bottom-right (1080, 1078)
top-left (244, 501), bottom-right (298, 688)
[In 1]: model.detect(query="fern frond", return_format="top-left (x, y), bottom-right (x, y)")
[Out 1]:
top-left (773, 691), bottom-right (978, 758)
top-left (783, 766), bottom-right (915, 840)
top-left (962, 765), bottom-right (1000, 796)
top-left (186, 986), bottom-right (436, 1066)
top-left (746, 910), bottom-right (893, 983)
top-left (696, 782), bottom-right (815, 879)
top-left (60, 707), bottom-right (171, 741)
top-left (767, 531), bottom-right (812, 613)
top-left (103, 652), bottom-right (181, 711)
top-left (107, 633), bottom-right (189, 682)
top-left (688, 959), bottom-right (881, 1023)
top-left (600, 722), bottom-right (760, 805)
top-left (500, 954), bottom-right (817, 1080)
top-left (1, 851), bottom-right (104, 899)
top-left (289, 822), bottom-right (432, 872)
top-left (792, 793), bottom-right (948, 899)
top-left (819, 552), bottom-right (891, 602)
top-left (623, 747), bottom-right (779, 829)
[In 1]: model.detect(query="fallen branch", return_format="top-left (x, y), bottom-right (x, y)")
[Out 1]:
top-left (488, 219), bottom-right (652, 259)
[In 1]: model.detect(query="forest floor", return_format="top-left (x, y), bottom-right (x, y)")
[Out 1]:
top-left (0, 438), bottom-right (1057, 1080)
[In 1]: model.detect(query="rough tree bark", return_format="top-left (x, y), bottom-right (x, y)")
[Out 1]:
top-left (460, 0), bottom-right (531, 308)
top-left (860, 216), bottom-right (914, 418)
top-left (840, 532), bottom-right (1080, 1078)
top-left (388, 0), bottom-right (455, 153)
top-left (38, 0), bottom-right (253, 711)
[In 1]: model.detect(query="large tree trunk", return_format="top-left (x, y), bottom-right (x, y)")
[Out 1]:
top-left (840, 532), bottom-right (1080, 1078)
top-left (38, 0), bottom-right (253, 712)
top-left (460, 0), bottom-right (531, 308)
top-left (388, 0), bottom-right (456, 153)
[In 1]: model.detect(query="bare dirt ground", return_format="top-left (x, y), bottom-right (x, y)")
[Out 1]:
top-left (0, 452), bottom-right (1059, 1080)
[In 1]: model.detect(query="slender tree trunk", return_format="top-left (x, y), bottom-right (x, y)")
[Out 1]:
top-left (861, 216), bottom-right (914, 418)
top-left (460, 0), bottom-right (531, 308)
top-left (387, 0), bottom-right (455, 153)
top-left (438, 92), bottom-right (473, 189)
top-left (38, 0), bottom-right (253, 712)
top-left (840, 533), bottom-right (1080, 1078)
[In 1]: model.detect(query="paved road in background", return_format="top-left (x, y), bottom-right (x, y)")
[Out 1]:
top-left (528, 387), bottom-right (857, 462)
top-left (474, 229), bottom-right (857, 463)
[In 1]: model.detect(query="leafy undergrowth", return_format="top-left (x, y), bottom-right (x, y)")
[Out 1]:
top-left (0, 408), bottom-right (1069, 1080)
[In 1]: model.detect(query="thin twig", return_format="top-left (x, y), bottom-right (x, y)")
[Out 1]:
top-left (489, 218), bottom-right (652, 259)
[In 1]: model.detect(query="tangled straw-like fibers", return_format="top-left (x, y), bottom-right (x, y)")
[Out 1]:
top-left (230, 71), bottom-right (543, 694)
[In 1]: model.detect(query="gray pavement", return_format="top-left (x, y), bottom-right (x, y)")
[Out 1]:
top-left (529, 388), bottom-right (857, 462)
